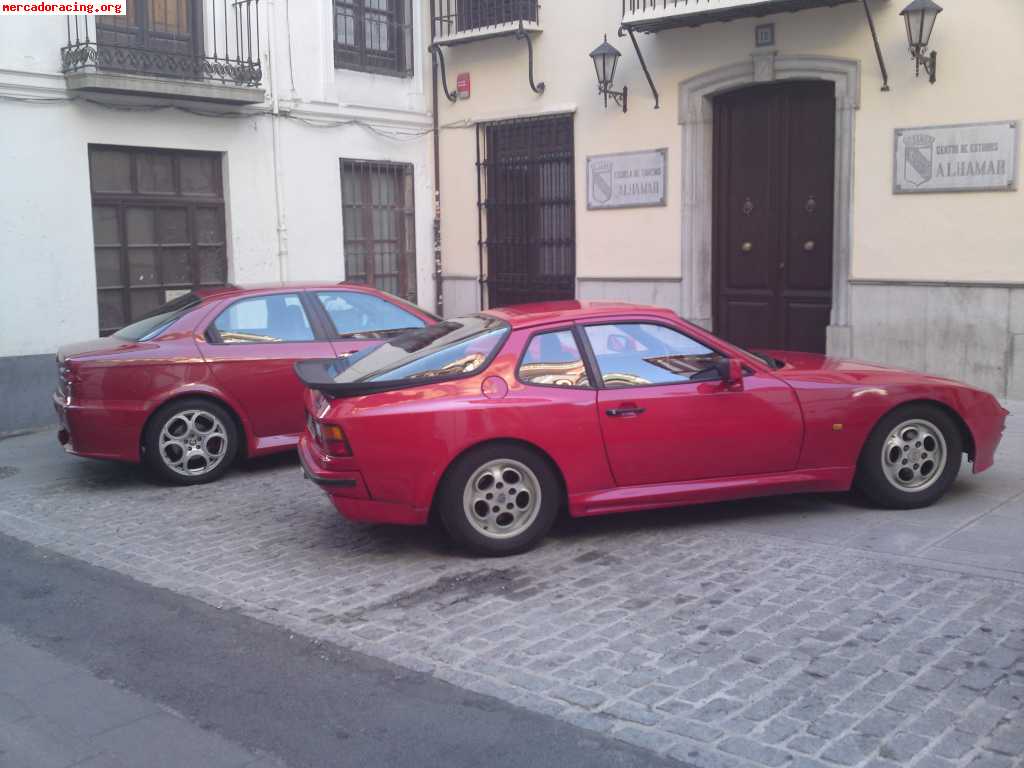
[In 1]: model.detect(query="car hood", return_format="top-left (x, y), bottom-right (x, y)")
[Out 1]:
top-left (760, 349), bottom-right (978, 389)
top-left (57, 336), bottom-right (146, 363)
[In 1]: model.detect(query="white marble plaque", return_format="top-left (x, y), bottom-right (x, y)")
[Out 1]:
top-left (894, 121), bottom-right (1018, 193)
top-left (587, 149), bottom-right (667, 209)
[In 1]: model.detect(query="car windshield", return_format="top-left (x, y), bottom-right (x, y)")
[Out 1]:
top-left (114, 293), bottom-right (203, 342)
top-left (331, 315), bottom-right (509, 384)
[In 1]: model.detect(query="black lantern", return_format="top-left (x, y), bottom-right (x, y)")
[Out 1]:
top-left (900, 0), bottom-right (942, 84)
top-left (590, 35), bottom-right (627, 113)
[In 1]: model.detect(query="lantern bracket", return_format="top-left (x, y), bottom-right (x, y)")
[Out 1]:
top-left (617, 26), bottom-right (659, 109)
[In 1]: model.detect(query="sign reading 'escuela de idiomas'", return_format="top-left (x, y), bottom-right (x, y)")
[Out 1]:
top-left (587, 149), bottom-right (668, 209)
top-left (894, 121), bottom-right (1018, 194)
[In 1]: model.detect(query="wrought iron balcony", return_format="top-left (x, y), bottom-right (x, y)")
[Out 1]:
top-left (432, 0), bottom-right (541, 46)
top-left (61, 0), bottom-right (264, 104)
top-left (622, 0), bottom-right (857, 32)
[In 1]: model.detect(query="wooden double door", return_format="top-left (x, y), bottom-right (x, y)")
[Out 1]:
top-left (713, 81), bottom-right (835, 353)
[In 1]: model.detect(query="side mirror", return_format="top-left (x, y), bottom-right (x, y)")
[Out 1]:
top-left (715, 358), bottom-right (744, 386)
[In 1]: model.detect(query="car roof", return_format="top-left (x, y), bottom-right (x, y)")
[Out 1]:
top-left (193, 281), bottom-right (384, 299)
top-left (480, 300), bottom-right (679, 329)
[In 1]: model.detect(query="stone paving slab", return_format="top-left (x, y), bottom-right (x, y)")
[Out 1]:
top-left (0, 405), bottom-right (1022, 768)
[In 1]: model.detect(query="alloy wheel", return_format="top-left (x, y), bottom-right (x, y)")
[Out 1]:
top-left (158, 409), bottom-right (229, 478)
top-left (880, 418), bottom-right (947, 492)
top-left (462, 459), bottom-right (542, 540)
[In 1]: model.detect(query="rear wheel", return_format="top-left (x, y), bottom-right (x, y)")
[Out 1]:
top-left (437, 443), bottom-right (560, 556)
top-left (854, 404), bottom-right (962, 509)
top-left (144, 398), bottom-right (239, 485)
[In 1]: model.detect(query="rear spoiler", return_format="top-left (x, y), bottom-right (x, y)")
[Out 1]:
top-left (293, 358), bottom-right (413, 399)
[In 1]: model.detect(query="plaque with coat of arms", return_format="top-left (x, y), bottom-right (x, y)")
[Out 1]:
top-left (894, 122), bottom-right (1018, 194)
top-left (587, 149), bottom-right (667, 209)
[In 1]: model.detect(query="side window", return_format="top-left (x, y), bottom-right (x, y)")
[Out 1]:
top-left (518, 330), bottom-right (590, 388)
top-left (584, 323), bottom-right (725, 387)
top-left (316, 291), bottom-right (425, 338)
top-left (212, 293), bottom-right (314, 344)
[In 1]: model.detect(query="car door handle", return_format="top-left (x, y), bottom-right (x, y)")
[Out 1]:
top-left (606, 406), bottom-right (646, 417)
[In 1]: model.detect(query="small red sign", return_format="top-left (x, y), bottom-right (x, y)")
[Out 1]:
top-left (456, 72), bottom-right (471, 100)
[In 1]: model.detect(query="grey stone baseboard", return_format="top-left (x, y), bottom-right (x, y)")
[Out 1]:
top-left (577, 277), bottom-right (683, 313)
top-left (850, 281), bottom-right (1024, 399)
top-left (0, 354), bottom-right (56, 434)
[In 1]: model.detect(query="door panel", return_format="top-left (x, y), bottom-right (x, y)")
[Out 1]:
top-left (596, 376), bottom-right (804, 487)
top-left (200, 293), bottom-right (334, 440)
top-left (714, 81), bottom-right (835, 353)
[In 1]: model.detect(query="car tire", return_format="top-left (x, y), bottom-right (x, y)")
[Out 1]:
top-left (436, 442), bottom-right (560, 556)
top-left (143, 398), bottom-right (239, 485)
top-left (854, 403), bottom-right (962, 509)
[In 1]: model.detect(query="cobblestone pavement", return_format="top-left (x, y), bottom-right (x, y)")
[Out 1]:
top-left (1, 406), bottom-right (1022, 768)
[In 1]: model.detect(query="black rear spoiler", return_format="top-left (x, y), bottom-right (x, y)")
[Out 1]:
top-left (293, 358), bottom-right (414, 399)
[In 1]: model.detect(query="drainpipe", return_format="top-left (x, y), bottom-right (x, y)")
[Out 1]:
top-left (430, 0), bottom-right (444, 316)
top-left (266, 0), bottom-right (289, 283)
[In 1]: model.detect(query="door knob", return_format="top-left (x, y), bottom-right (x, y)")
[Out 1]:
top-left (803, 240), bottom-right (815, 252)
top-left (741, 242), bottom-right (753, 253)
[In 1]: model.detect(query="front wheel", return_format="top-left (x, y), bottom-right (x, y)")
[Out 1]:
top-left (143, 398), bottom-right (239, 485)
top-left (854, 404), bottom-right (962, 509)
top-left (437, 443), bottom-right (560, 556)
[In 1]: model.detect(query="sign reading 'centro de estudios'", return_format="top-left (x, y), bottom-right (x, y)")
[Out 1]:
top-left (587, 149), bottom-right (667, 209)
top-left (894, 121), bottom-right (1018, 194)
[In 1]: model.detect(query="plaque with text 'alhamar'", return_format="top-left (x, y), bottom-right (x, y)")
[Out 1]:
top-left (894, 122), bottom-right (1018, 194)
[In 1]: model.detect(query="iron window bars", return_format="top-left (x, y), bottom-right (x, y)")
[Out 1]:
top-left (432, 0), bottom-right (538, 38)
top-left (62, 0), bottom-right (262, 86)
top-left (334, 0), bottom-right (414, 77)
top-left (88, 145), bottom-right (228, 336)
top-left (340, 160), bottom-right (418, 303)
top-left (476, 115), bottom-right (576, 309)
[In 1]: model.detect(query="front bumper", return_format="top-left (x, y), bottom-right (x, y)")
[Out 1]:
top-left (297, 432), bottom-right (424, 526)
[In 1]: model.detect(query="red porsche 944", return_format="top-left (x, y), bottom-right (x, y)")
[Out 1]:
top-left (296, 301), bottom-right (1008, 556)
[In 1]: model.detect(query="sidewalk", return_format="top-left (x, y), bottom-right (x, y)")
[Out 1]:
top-left (0, 627), bottom-right (274, 768)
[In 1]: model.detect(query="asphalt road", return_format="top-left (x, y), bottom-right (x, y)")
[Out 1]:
top-left (0, 531), bottom-right (678, 768)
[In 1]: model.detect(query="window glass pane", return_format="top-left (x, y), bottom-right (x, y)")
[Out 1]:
top-left (584, 323), bottom-right (724, 387)
top-left (213, 294), bottom-right (315, 344)
top-left (125, 207), bottom-right (155, 244)
top-left (90, 150), bottom-right (132, 194)
top-left (162, 248), bottom-right (192, 284)
top-left (158, 208), bottom-right (189, 244)
top-left (149, 0), bottom-right (190, 33)
top-left (519, 330), bottom-right (589, 388)
top-left (98, 289), bottom-right (126, 332)
top-left (179, 155), bottom-right (219, 196)
top-left (194, 208), bottom-right (223, 244)
top-left (316, 291), bottom-right (424, 338)
top-left (95, 248), bottom-right (122, 288)
top-left (137, 152), bottom-right (175, 194)
top-left (333, 316), bottom-right (506, 383)
top-left (130, 289), bottom-right (164, 319)
top-left (198, 247), bottom-right (227, 284)
top-left (114, 292), bottom-right (201, 341)
top-left (127, 248), bottom-right (158, 284)
top-left (92, 207), bottom-right (120, 245)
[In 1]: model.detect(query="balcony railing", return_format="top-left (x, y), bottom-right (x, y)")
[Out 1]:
top-left (622, 0), bottom-right (857, 31)
top-left (433, 0), bottom-right (540, 45)
top-left (61, 0), bottom-right (262, 89)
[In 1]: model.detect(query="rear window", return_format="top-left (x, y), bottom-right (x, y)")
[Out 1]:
top-left (332, 315), bottom-right (508, 384)
top-left (113, 293), bottom-right (202, 341)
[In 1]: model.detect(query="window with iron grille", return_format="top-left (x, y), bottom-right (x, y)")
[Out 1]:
top-left (432, 0), bottom-right (538, 35)
top-left (340, 160), bottom-right (417, 302)
top-left (334, 0), bottom-right (413, 76)
top-left (478, 114), bottom-right (575, 308)
top-left (88, 145), bottom-right (228, 336)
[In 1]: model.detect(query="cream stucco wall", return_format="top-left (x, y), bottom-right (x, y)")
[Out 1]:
top-left (436, 0), bottom-right (1024, 292)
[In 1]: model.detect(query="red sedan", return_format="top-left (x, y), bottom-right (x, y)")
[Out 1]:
top-left (297, 301), bottom-right (1009, 555)
top-left (54, 283), bottom-right (436, 484)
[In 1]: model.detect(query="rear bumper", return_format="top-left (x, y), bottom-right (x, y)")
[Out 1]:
top-left (298, 432), bottom-right (425, 526)
top-left (52, 391), bottom-right (145, 462)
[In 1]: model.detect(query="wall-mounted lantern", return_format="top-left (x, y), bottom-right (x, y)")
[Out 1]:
top-left (590, 35), bottom-right (627, 113)
top-left (900, 0), bottom-right (942, 84)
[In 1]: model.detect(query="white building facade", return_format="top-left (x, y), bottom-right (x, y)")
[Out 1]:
top-left (0, 0), bottom-right (436, 432)
top-left (431, 0), bottom-right (1024, 399)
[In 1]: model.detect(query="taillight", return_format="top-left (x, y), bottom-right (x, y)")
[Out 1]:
top-left (321, 423), bottom-right (351, 457)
